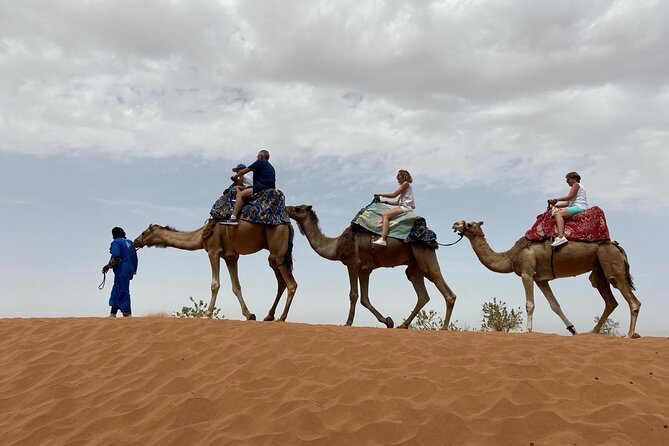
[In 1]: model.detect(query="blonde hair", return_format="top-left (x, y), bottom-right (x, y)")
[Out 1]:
top-left (397, 170), bottom-right (413, 183)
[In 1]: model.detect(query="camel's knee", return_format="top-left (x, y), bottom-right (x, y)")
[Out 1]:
top-left (211, 281), bottom-right (220, 294)
top-left (286, 282), bottom-right (297, 296)
top-left (525, 301), bottom-right (535, 314)
top-left (349, 290), bottom-right (359, 303)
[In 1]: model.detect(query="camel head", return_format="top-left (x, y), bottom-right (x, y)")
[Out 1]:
top-left (285, 205), bottom-right (318, 236)
top-left (285, 205), bottom-right (314, 222)
top-left (452, 220), bottom-right (485, 239)
top-left (134, 224), bottom-right (171, 248)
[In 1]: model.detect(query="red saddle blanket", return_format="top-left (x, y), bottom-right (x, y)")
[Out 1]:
top-left (525, 206), bottom-right (610, 242)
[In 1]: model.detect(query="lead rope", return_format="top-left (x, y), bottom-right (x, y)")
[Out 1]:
top-left (98, 272), bottom-right (107, 290)
top-left (437, 233), bottom-right (464, 247)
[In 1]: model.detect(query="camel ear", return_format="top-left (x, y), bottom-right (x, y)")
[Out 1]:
top-left (306, 205), bottom-right (312, 211)
top-left (478, 221), bottom-right (484, 227)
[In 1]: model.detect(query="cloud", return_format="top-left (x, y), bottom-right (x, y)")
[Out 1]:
top-left (1, 0), bottom-right (668, 212)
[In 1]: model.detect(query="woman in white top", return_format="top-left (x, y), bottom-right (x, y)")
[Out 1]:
top-left (548, 171), bottom-right (589, 247)
top-left (372, 170), bottom-right (415, 246)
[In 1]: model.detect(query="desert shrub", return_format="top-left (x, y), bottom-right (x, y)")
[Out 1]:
top-left (172, 297), bottom-right (223, 319)
top-left (409, 309), bottom-right (470, 331)
top-left (480, 297), bottom-right (523, 332)
top-left (594, 316), bottom-right (622, 337)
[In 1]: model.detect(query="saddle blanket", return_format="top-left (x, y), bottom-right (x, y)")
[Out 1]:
top-left (210, 188), bottom-right (290, 225)
top-left (524, 206), bottom-right (610, 242)
top-left (351, 201), bottom-right (438, 248)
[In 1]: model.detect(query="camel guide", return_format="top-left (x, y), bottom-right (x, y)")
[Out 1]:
top-left (101, 227), bottom-right (138, 317)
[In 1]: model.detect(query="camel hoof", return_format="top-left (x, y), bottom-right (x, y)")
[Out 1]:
top-left (263, 315), bottom-right (275, 322)
top-left (397, 323), bottom-right (409, 330)
top-left (631, 332), bottom-right (641, 339)
top-left (385, 317), bottom-right (394, 328)
top-left (566, 325), bottom-right (577, 335)
top-left (247, 313), bottom-right (257, 321)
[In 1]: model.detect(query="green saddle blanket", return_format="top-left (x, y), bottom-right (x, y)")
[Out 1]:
top-left (352, 201), bottom-right (416, 240)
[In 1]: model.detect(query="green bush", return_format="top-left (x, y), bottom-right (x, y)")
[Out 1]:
top-left (409, 309), bottom-right (469, 331)
top-left (172, 296), bottom-right (223, 319)
top-left (594, 316), bottom-right (622, 337)
top-left (480, 297), bottom-right (523, 332)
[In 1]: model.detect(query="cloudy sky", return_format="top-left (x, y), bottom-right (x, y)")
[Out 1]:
top-left (1, 0), bottom-right (667, 336)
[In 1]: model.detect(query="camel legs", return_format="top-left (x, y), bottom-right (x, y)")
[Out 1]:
top-left (397, 263), bottom-right (431, 329)
top-left (415, 257), bottom-right (457, 330)
top-left (521, 274), bottom-right (536, 332)
top-left (206, 250), bottom-right (223, 318)
top-left (263, 262), bottom-right (287, 322)
top-left (599, 252), bottom-right (641, 338)
top-left (588, 264), bottom-right (618, 334)
top-left (359, 270), bottom-right (394, 328)
top-left (344, 266), bottom-right (360, 326)
top-left (535, 280), bottom-right (577, 334)
top-left (223, 257), bottom-right (256, 321)
top-left (613, 280), bottom-right (641, 338)
top-left (273, 262), bottom-right (298, 322)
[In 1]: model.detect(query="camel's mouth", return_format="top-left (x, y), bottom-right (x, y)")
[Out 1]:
top-left (452, 222), bottom-right (465, 233)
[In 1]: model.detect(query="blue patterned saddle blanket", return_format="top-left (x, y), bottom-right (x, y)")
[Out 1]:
top-left (210, 187), bottom-right (290, 225)
top-left (351, 200), bottom-right (438, 248)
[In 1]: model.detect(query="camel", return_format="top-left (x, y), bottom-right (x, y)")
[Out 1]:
top-left (451, 220), bottom-right (641, 338)
top-left (286, 205), bottom-right (457, 329)
top-left (134, 220), bottom-right (298, 321)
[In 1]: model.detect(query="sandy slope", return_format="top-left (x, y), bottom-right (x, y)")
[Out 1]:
top-left (0, 318), bottom-right (667, 446)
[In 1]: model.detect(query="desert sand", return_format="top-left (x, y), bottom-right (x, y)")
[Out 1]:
top-left (0, 318), bottom-right (667, 446)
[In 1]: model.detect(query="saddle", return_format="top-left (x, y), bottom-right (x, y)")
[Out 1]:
top-left (524, 206), bottom-right (611, 242)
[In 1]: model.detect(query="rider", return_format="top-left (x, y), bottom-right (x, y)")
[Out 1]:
top-left (548, 171), bottom-right (589, 247)
top-left (372, 169), bottom-right (415, 246)
top-left (221, 149), bottom-right (276, 225)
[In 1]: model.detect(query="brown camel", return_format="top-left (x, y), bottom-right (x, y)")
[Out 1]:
top-left (286, 205), bottom-right (457, 329)
top-left (134, 220), bottom-right (297, 321)
top-left (451, 220), bottom-right (641, 338)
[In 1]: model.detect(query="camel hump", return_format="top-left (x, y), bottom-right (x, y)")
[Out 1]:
top-left (525, 206), bottom-right (610, 242)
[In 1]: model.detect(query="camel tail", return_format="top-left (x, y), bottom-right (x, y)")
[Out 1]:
top-left (202, 219), bottom-right (217, 241)
top-left (283, 223), bottom-right (295, 272)
top-left (613, 241), bottom-right (636, 291)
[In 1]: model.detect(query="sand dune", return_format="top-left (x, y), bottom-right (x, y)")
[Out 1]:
top-left (0, 318), bottom-right (667, 445)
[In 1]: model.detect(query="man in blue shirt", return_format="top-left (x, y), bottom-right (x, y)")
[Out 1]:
top-left (101, 227), bottom-right (138, 317)
top-left (222, 149), bottom-right (276, 225)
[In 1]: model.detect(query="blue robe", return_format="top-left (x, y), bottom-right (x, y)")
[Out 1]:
top-left (108, 237), bottom-right (138, 314)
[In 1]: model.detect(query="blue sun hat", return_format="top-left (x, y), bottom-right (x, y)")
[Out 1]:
top-left (232, 163), bottom-right (246, 172)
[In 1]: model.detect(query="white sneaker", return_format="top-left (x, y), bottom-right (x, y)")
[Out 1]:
top-left (372, 238), bottom-right (387, 246)
top-left (551, 236), bottom-right (568, 247)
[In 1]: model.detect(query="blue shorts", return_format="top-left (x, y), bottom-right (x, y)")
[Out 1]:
top-left (567, 206), bottom-right (585, 216)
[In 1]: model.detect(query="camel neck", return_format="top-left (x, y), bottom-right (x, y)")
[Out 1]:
top-left (296, 217), bottom-right (339, 260)
top-left (152, 227), bottom-right (204, 251)
top-left (468, 235), bottom-right (514, 273)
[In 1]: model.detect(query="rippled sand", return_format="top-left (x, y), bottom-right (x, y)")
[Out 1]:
top-left (1, 318), bottom-right (668, 445)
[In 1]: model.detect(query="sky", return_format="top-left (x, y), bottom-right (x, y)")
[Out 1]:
top-left (1, 0), bottom-right (668, 336)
